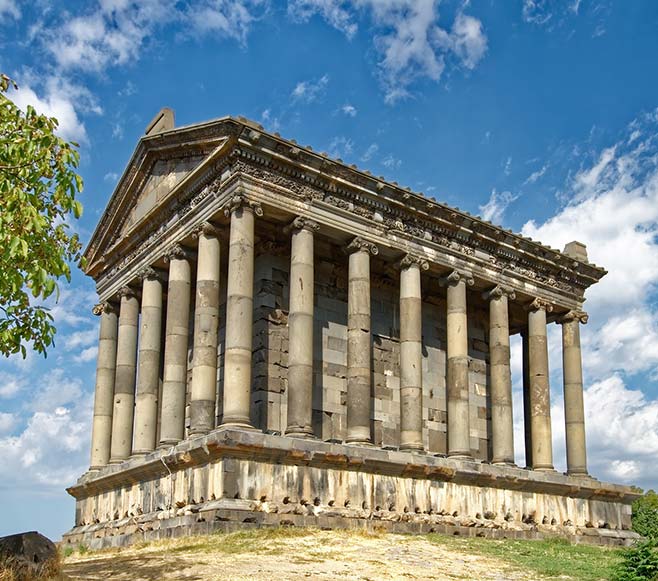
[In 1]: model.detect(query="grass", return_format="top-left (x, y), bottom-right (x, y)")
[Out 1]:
top-left (0, 553), bottom-right (62, 581)
top-left (426, 534), bottom-right (623, 581)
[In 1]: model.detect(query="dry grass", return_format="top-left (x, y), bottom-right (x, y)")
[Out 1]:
top-left (0, 552), bottom-right (63, 581)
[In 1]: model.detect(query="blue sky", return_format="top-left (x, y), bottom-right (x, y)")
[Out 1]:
top-left (2, 0), bottom-right (658, 540)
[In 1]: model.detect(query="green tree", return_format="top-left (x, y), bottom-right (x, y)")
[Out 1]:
top-left (0, 74), bottom-right (84, 358)
top-left (633, 490), bottom-right (658, 540)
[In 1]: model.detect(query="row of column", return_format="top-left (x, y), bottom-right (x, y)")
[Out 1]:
top-left (89, 200), bottom-right (589, 476)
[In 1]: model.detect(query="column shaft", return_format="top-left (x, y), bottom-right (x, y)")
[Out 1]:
top-left (222, 200), bottom-right (257, 427)
top-left (89, 304), bottom-right (118, 469)
top-left (446, 272), bottom-right (472, 458)
top-left (487, 288), bottom-right (515, 464)
top-left (286, 218), bottom-right (317, 437)
top-left (190, 226), bottom-right (221, 435)
top-left (109, 290), bottom-right (139, 462)
top-left (133, 272), bottom-right (163, 454)
top-left (346, 239), bottom-right (376, 444)
top-left (528, 299), bottom-right (554, 470)
top-left (562, 312), bottom-right (588, 475)
top-left (159, 249), bottom-right (192, 445)
top-left (399, 256), bottom-right (426, 451)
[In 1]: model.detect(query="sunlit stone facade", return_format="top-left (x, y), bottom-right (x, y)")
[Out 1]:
top-left (64, 110), bottom-right (640, 549)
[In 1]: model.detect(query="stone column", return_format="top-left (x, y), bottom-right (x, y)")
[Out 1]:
top-left (189, 223), bottom-right (221, 435)
top-left (132, 268), bottom-right (163, 455)
top-left (285, 217), bottom-right (319, 438)
top-left (89, 302), bottom-right (118, 469)
top-left (560, 310), bottom-right (589, 476)
top-left (445, 270), bottom-right (474, 458)
top-left (222, 195), bottom-right (262, 427)
top-left (484, 286), bottom-right (516, 465)
top-left (527, 297), bottom-right (554, 471)
top-left (399, 254), bottom-right (429, 451)
top-left (159, 245), bottom-right (192, 446)
top-left (109, 287), bottom-right (139, 463)
top-left (346, 237), bottom-right (378, 445)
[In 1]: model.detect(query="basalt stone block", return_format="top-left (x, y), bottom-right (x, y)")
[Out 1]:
top-left (0, 531), bottom-right (57, 577)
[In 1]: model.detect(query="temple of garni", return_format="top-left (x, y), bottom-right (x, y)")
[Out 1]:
top-left (63, 109), bottom-right (640, 549)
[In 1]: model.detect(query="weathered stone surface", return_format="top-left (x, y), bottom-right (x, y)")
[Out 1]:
top-left (0, 531), bottom-right (57, 576)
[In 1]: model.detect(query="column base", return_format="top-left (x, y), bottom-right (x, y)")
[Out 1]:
top-left (108, 458), bottom-right (126, 465)
top-left (345, 440), bottom-right (374, 447)
top-left (492, 459), bottom-right (516, 466)
top-left (219, 421), bottom-right (257, 431)
top-left (567, 469), bottom-right (590, 477)
top-left (188, 428), bottom-right (210, 437)
top-left (400, 443), bottom-right (425, 453)
top-left (448, 450), bottom-right (472, 460)
top-left (533, 465), bottom-right (556, 472)
top-left (130, 450), bottom-right (152, 457)
top-left (158, 439), bottom-right (182, 449)
top-left (285, 430), bottom-right (316, 439)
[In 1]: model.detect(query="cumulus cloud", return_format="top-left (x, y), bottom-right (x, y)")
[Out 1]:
top-left (0, 413), bottom-right (17, 435)
top-left (291, 73), bottom-right (330, 104)
top-left (341, 103), bottom-right (357, 117)
top-left (479, 189), bottom-right (517, 225)
top-left (186, 0), bottom-right (269, 45)
top-left (287, 1), bottom-right (487, 103)
top-left (0, 372), bottom-right (27, 399)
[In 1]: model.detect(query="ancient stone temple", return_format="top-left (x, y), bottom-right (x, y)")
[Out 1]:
top-left (64, 110), bottom-right (640, 549)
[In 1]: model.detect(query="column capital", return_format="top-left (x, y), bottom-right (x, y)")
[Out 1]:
top-left (558, 309), bottom-right (589, 324)
top-left (191, 221), bottom-right (220, 239)
top-left (441, 269), bottom-right (474, 287)
top-left (286, 216), bottom-right (320, 234)
top-left (164, 243), bottom-right (192, 263)
top-left (483, 285), bottom-right (516, 301)
top-left (138, 266), bottom-right (164, 283)
top-left (526, 297), bottom-right (554, 313)
top-left (92, 301), bottom-right (117, 316)
top-left (224, 193), bottom-right (263, 217)
top-left (118, 286), bottom-right (137, 299)
top-left (399, 253), bottom-right (429, 271)
top-left (346, 236), bottom-right (378, 256)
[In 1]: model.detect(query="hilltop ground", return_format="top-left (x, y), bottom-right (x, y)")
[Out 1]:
top-left (61, 527), bottom-right (622, 581)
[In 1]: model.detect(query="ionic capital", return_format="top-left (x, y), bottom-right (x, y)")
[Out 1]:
top-left (92, 301), bottom-right (117, 316)
top-left (138, 266), bottom-right (164, 283)
top-left (558, 310), bottom-right (589, 325)
top-left (441, 269), bottom-right (474, 287)
top-left (483, 285), bottom-right (516, 301)
top-left (526, 297), bottom-right (554, 313)
top-left (399, 253), bottom-right (429, 271)
top-left (191, 221), bottom-right (219, 239)
top-left (287, 216), bottom-right (320, 234)
top-left (118, 286), bottom-right (137, 300)
top-left (164, 243), bottom-right (191, 263)
top-left (346, 237), bottom-right (379, 256)
top-left (223, 193), bottom-right (263, 218)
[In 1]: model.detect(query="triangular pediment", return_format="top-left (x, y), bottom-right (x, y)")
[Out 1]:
top-left (84, 116), bottom-right (247, 274)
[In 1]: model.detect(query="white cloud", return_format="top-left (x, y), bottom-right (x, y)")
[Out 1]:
top-left (328, 135), bottom-right (354, 159)
top-left (186, 0), bottom-right (268, 45)
top-left (434, 11), bottom-right (487, 70)
top-left (0, 373), bottom-right (27, 399)
top-left (73, 346), bottom-right (98, 364)
top-left (504, 156), bottom-right (512, 175)
top-left (361, 142), bottom-right (379, 162)
top-left (288, 0), bottom-right (357, 38)
top-left (382, 153), bottom-right (401, 169)
top-left (341, 103), bottom-right (357, 117)
top-left (0, 0), bottom-right (19, 20)
top-left (291, 73), bottom-right (329, 104)
top-left (62, 329), bottom-right (97, 352)
top-left (288, 1), bottom-right (487, 103)
top-left (522, 0), bottom-right (552, 25)
top-left (524, 163), bottom-right (549, 185)
top-left (8, 77), bottom-right (101, 144)
top-left (0, 413), bottom-right (17, 434)
top-left (104, 171), bottom-right (119, 182)
top-left (479, 189), bottom-right (517, 225)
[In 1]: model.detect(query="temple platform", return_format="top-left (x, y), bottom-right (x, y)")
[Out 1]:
top-left (63, 427), bottom-right (640, 549)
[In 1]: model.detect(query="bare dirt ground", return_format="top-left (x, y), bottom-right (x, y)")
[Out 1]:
top-left (61, 529), bottom-right (553, 581)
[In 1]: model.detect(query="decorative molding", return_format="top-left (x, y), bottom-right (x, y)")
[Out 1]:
top-left (442, 269), bottom-right (475, 287)
top-left (399, 254), bottom-right (430, 271)
top-left (526, 297), bottom-right (554, 313)
top-left (482, 285), bottom-right (516, 301)
top-left (118, 286), bottom-right (137, 299)
top-left (558, 310), bottom-right (589, 325)
top-left (346, 237), bottom-right (379, 256)
top-left (223, 193), bottom-right (263, 218)
top-left (138, 267), bottom-right (163, 283)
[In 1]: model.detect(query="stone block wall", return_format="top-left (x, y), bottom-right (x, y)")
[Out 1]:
top-left (235, 241), bottom-right (494, 460)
